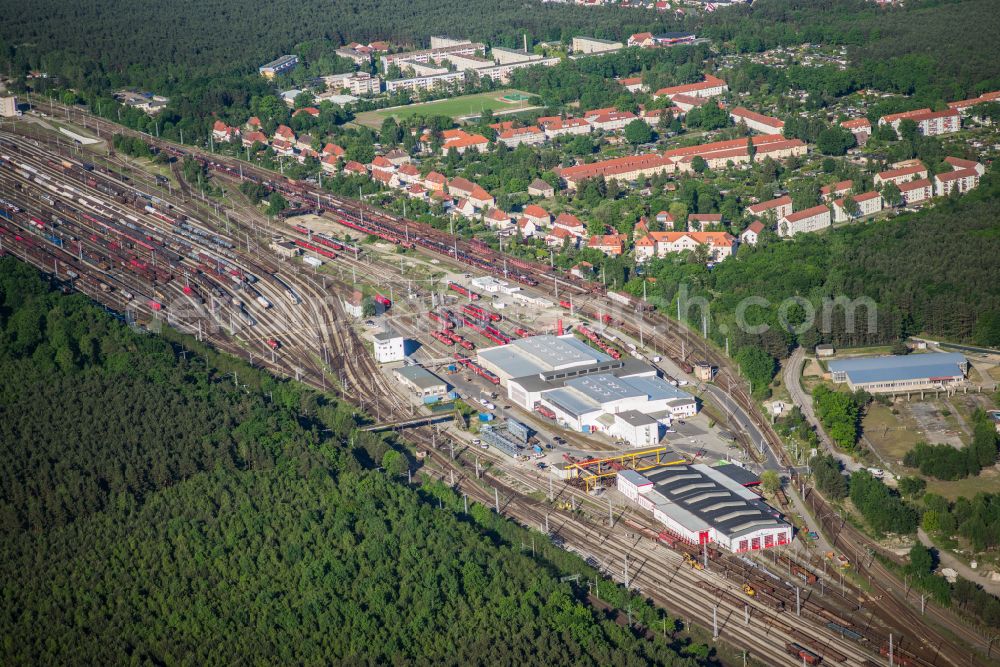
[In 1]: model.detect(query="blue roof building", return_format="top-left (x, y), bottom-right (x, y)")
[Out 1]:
top-left (827, 352), bottom-right (968, 392)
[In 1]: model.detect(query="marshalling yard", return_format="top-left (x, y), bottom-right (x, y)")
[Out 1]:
top-left (1, 100), bottom-right (997, 667)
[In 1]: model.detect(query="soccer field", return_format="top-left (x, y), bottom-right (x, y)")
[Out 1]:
top-left (355, 90), bottom-right (539, 127)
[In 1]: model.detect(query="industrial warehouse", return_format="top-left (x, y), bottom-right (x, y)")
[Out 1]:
top-left (617, 465), bottom-right (790, 553)
top-left (828, 352), bottom-right (968, 393)
top-left (476, 335), bottom-right (697, 447)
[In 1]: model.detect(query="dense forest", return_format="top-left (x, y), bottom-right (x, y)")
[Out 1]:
top-left (703, 0), bottom-right (1000, 101)
top-left (0, 257), bottom-right (709, 665)
top-left (0, 0), bottom-right (674, 88)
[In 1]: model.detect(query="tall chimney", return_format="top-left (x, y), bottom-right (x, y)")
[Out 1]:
top-left (557, 319), bottom-right (564, 336)
top-left (523, 34), bottom-right (528, 52)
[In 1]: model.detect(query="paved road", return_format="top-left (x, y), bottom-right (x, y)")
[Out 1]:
top-left (783, 347), bottom-right (862, 472)
top-left (918, 528), bottom-right (1000, 597)
top-left (702, 382), bottom-right (780, 471)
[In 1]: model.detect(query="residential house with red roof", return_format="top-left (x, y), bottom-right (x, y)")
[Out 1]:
top-left (371, 169), bottom-right (399, 188)
top-left (517, 217), bottom-right (537, 238)
top-left (395, 163), bottom-right (420, 185)
top-left (322, 143), bottom-right (345, 158)
top-left (498, 125), bottom-right (546, 147)
top-left (424, 171), bottom-right (447, 191)
top-left (544, 225), bottom-right (579, 249)
top-left (484, 208), bottom-right (514, 231)
top-left (242, 130), bottom-right (269, 149)
top-left (406, 183), bottom-right (429, 201)
top-left (553, 213), bottom-right (587, 238)
top-left (586, 110), bottom-right (637, 132)
top-left (343, 161), bottom-right (367, 175)
top-left (447, 177), bottom-right (477, 199)
top-left (441, 129), bottom-right (489, 154)
top-left (212, 120), bottom-right (239, 143)
top-left (740, 220), bottom-right (765, 246)
top-left (522, 204), bottom-right (551, 228)
top-left (450, 198), bottom-right (478, 219)
top-left (617, 76), bottom-right (647, 93)
top-left (370, 155), bottom-right (395, 174)
top-left (653, 74), bottom-right (728, 100)
top-left (634, 231), bottom-right (736, 263)
top-left (627, 32), bottom-right (656, 48)
top-left (293, 107), bottom-right (320, 118)
top-left (540, 116), bottom-right (592, 138)
top-left (746, 195), bottom-right (792, 220)
top-left (468, 186), bottom-right (495, 210)
top-left (321, 154), bottom-right (340, 174)
top-left (587, 234), bottom-right (626, 256)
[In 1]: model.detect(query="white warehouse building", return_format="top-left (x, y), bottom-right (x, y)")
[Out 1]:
top-left (477, 335), bottom-right (697, 447)
top-left (618, 466), bottom-right (791, 552)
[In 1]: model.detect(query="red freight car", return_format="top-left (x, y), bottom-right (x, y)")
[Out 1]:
top-left (785, 644), bottom-right (821, 665)
top-left (374, 293), bottom-right (391, 308)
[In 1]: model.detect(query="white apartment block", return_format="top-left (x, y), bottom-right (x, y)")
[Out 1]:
top-left (779, 205), bottom-right (831, 237)
top-left (832, 191), bottom-right (882, 223)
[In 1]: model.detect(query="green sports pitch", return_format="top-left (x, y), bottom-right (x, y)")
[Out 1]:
top-left (355, 90), bottom-right (539, 127)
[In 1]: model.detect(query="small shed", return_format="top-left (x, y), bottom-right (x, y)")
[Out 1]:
top-left (816, 344), bottom-right (835, 358)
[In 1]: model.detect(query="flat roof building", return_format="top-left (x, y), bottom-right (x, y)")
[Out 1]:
top-left (393, 365), bottom-right (448, 397)
top-left (478, 334), bottom-right (698, 448)
top-left (571, 36), bottom-right (624, 55)
top-left (828, 352), bottom-right (968, 393)
top-left (259, 55), bottom-right (299, 79)
top-left (374, 331), bottom-right (406, 363)
top-left (617, 464), bottom-right (790, 552)
top-left (477, 334), bottom-right (609, 383)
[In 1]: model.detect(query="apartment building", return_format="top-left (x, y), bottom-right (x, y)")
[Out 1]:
top-left (634, 231), bottom-right (737, 263)
top-left (729, 107), bottom-right (784, 134)
top-left (874, 164), bottom-right (927, 187)
top-left (558, 153), bottom-right (675, 190)
top-left (653, 74), bottom-right (728, 100)
top-left (746, 195), bottom-right (792, 220)
top-left (779, 205), bottom-right (831, 237)
top-left (879, 108), bottom-right (960, 136)
top-left (497, 125), bottom-right (546, 147)
top-left (935, 169), bottom-right (980, 195)
top-left (898, 178), bottom-right (933, 205)
top-left (832, 191), bottom-right (882, 222)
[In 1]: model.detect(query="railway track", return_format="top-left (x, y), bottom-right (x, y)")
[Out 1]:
top-left (5, 110), bottom-right (995, 666)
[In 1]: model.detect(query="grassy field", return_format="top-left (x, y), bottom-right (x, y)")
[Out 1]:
top-left (926, 467), bottom-right (1000, 500)
top-left (862, 403), bottom-right (923, 461)
top-left (355, 89), bottom-right (538, 127)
